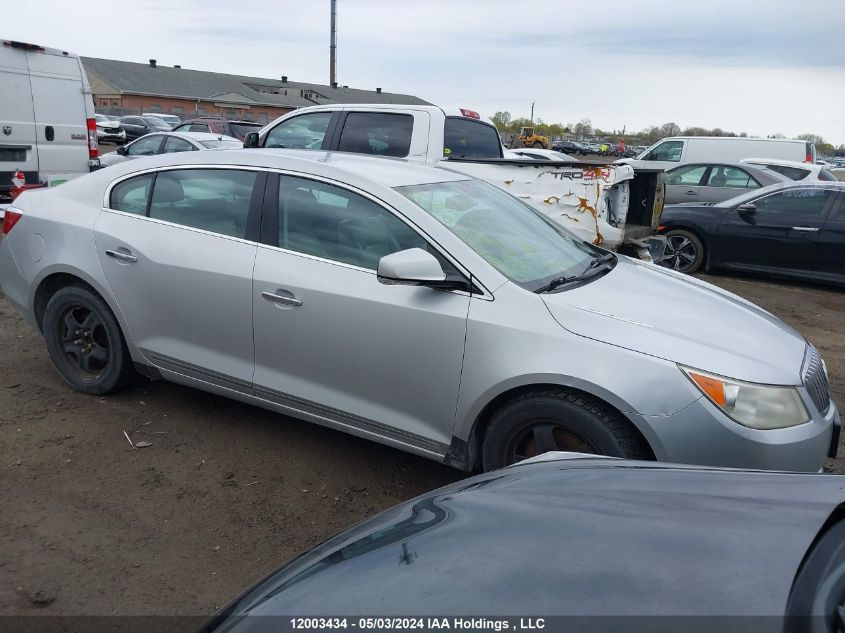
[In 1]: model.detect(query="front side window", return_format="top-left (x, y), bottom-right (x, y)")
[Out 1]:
top-left (336, 112), bottom-right (413, 157)
top-left (148, 169), bottom-right (257, 238)
top-left (754, 188), bottom-right (833, 218)
top-left (397, 179), bottom-right (597, 290)
top-left (162, 137), bottom-right (196, 154)
top-left (443, 118), bottom-right (502, 158)
top-left (265, 112), bottom-right (333, 150)
top-left (110, 174), bottom-right (153, 215)
top-left (127, 135), bottom-right (164, 156)
top-left (667, 165), bottom-right (707, 186)
top-left (706, 166), bottom-right (759, 189)
top-left (277, 175), bottom-right (425, 269)
top-left (643, 140), bottom-right (684, 162)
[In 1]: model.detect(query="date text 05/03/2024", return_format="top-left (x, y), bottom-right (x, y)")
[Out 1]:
top-left (289, 617), bottom-right (547, 630)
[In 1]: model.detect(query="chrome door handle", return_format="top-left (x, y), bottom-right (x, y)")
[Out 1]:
top-left (261, 291), bottom-right (303, 307)
top-left (792, 227), bottom-right (819, 232)
top-left (105, 249), bottom-right (137, 263)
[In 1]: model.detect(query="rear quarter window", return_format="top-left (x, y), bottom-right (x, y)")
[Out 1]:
top-left (443, 118), bottom-right (502, 158)
top-left (110, 174), bottom-right (153, 215)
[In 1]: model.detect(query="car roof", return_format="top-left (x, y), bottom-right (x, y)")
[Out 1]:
top-left (77, 148), bottom-right (472, 190)
top-left (740, 157), bottom-right (820, 170)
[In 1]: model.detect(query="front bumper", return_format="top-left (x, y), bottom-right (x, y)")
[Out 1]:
top-left (97, 129), bottom-right (126, 142)
top-left (641, 396), bottom-right (838, 473)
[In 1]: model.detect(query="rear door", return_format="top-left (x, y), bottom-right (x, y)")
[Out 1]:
top-left (665, 164), bottom-right (708, 203)
top-left (0, 43), bottom-right (38, 195)
top-left (26, 49), bottom-right (89, 181)
top-left (715, 187), bottom-right (835, 272)
top-left (814, 192), bottom-right (845, 282)
top-left (331, 108), bottom-right (427, 159)
top-left (94, 167), bottom-right (265, 386)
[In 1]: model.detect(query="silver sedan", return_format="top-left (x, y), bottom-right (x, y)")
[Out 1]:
top-left (99, 131), bottom-right (242, 167)
top-left (665, 161), bottom-right (788, 204)
top-left (0, 150), bottom-right (838, 471)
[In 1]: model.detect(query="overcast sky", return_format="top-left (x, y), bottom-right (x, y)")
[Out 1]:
top-left (16, 0), bottom-right (845, 144)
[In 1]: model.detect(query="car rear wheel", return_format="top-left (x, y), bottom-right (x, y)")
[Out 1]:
top-left (661, 229), bottom-right (704, 274)
top-left (481, 388), bottom-right (651, 471)
top-left (43, 285), bottom-right (135, 395)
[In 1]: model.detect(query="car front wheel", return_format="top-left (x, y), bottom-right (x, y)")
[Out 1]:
top-left (481, 388), bottom-right (651, 471)
top-left (661, 229), bottom-right (705, 274)
top-left (43, 285), bottom-right (135, 395)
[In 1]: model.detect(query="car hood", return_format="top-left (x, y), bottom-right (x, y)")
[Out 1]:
top-left (96, 121), bottom-right (120, 129)
top-left (541, 257), bottom-right (807, 384)
top-left (204, 460), bottom-right (843, 621)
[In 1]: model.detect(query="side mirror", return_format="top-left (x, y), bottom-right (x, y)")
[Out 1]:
top-left (737, 203), bottom-right (756, 213)
top-left (116, 145), bottom-right (127, 155)
top-left (377, 248), bottom-right (447, 287)
top-left (243, 132), bottom-right (259, 148)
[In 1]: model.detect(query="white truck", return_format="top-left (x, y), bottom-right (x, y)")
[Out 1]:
top-left (0, 38), bottom-right (100, 210)
top-left (244, 105), bottom-right (666, 260)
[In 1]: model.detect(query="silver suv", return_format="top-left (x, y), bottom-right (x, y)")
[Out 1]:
top-left (0, 150), bottom-right (838, 471)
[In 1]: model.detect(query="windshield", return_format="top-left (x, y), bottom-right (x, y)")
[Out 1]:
top-left (396, 179), bottom-right (601, 291)
top-left (143, 117), bottom-right (171, 129)
top-left (715, 182), bottom-right (787, 207)
top-left (199, 139), bottom-right (243, 149)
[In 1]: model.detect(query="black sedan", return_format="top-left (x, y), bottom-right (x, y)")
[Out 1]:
top-left (658, 181), bottom-right (845, 286)
top-left (202, 455), bottom-right (845, 631)
top-left (119, 115), bottom-right (172, 141)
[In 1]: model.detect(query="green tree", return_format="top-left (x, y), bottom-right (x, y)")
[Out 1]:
top-left (489, 111), bottom-right (512, 130)
top-left (574, 118), bottom-right (593, 139)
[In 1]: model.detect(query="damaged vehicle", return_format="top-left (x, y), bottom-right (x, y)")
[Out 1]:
top-left (0, 150), bottom-right (837, 473)
top-left (244, 104), bottom-right (667, 261)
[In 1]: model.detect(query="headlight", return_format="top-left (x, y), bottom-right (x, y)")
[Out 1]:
top-left (681, 366), bottom-right (809, 430)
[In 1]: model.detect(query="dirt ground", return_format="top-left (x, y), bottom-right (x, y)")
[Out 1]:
top-left (0, 272), bottom-right (842, 617)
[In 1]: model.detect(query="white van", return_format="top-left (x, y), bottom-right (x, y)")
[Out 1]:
top-left (0, 39), bottom-right (99, 205)
top-left (619, 136), bottom-right (815, 171)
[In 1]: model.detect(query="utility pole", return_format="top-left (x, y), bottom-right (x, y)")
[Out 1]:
top-left (329, 0), bottom-right (338, 87)
top-left (530, 102), bottom-right (535, 124)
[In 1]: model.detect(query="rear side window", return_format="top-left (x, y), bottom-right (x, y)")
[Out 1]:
top-left (337, 112), bottom-right (412, 157)
top-left (110, 174), bottom-right (153, 215)
top-left (162, 137), bottom-right (195, 154)
top-left (148, 169), bottom-right (257, 238)
top-left (666, 165), bottom-right (707, 185)
top-left (764, 164), bottom-right (810, 181)
top-left (818, 169), bottom-right (837, 182)
top-left (443, 118), bottom-right (502, 158)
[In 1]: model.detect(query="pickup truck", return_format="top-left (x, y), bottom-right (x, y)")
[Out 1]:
top-left (243, 105), bottom-right (666, 260)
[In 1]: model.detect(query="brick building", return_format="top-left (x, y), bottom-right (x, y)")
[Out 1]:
top-left (82, 57), bottom-right (430, 124)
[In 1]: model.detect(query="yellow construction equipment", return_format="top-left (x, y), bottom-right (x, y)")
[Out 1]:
top-left (512, 127), bottom-right (549, 149)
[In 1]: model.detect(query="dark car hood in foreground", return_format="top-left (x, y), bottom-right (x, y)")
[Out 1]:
top-left (542, 256), bottom-right (807, 384)
top-left (206, 458), bottom-right (844, 627)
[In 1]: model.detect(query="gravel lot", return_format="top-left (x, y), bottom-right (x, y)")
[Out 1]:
top-left (0, 272), bottom-right (842, 616)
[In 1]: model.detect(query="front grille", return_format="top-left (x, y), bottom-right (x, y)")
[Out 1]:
top-left (804, 347), bottom-right (831, 414)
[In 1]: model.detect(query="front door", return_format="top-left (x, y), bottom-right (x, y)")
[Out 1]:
top-left (814, 192), bottom-right (845, 282)
top-left (714, 187), bottom-right (836, 272)
top-left (251, 174), bottom-right (469, 455)
top-left (665, 164), bottom-right (707, 203)
top-left (94, 167), bottom-right (264, 388)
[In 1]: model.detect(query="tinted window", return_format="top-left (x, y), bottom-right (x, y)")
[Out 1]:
top-left (667, 165), bottom-right (707, 185)
top-left (127, 135), bottom-right (163, 156)
top-left (337, 112), bottom-right (413, 157)
top-left (122, 118), bottom-right (141, 126)
top-left (162, 137), bottom-right (196, 153)
top-left (763, 164), bottom-right (810, 181)
top-left (754, 189), bottom-right (833, 218)
top-left (278, 175), bottom-right (425, 269)
top-left (148, 169), bottom-right (257, 238)
top-left (228, 122), bottom-right (262, 140)
top-left (443, 118), bottom-right (502, 158)
top-left (644, 140), bottom-right (683, 162)
top-left (706, 166), bottom-right (758, 189)
top-left (144, 117), bottom-right (171, 130)
top-left (398, 179), bottom-right (596, 290)
top-left (110, 174), bottom-right (153, 215)
top-left (265, 113), bottom-right (333, 150)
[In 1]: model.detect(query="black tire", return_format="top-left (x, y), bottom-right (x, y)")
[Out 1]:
top-left (532, 141), bottom-right (543, 148)
top-left (42, 285), bottom-right (135, 395)
top-left (661, 229), bottom-right (705, 274)
top-left (482, 388), bottom-right (651, 471)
